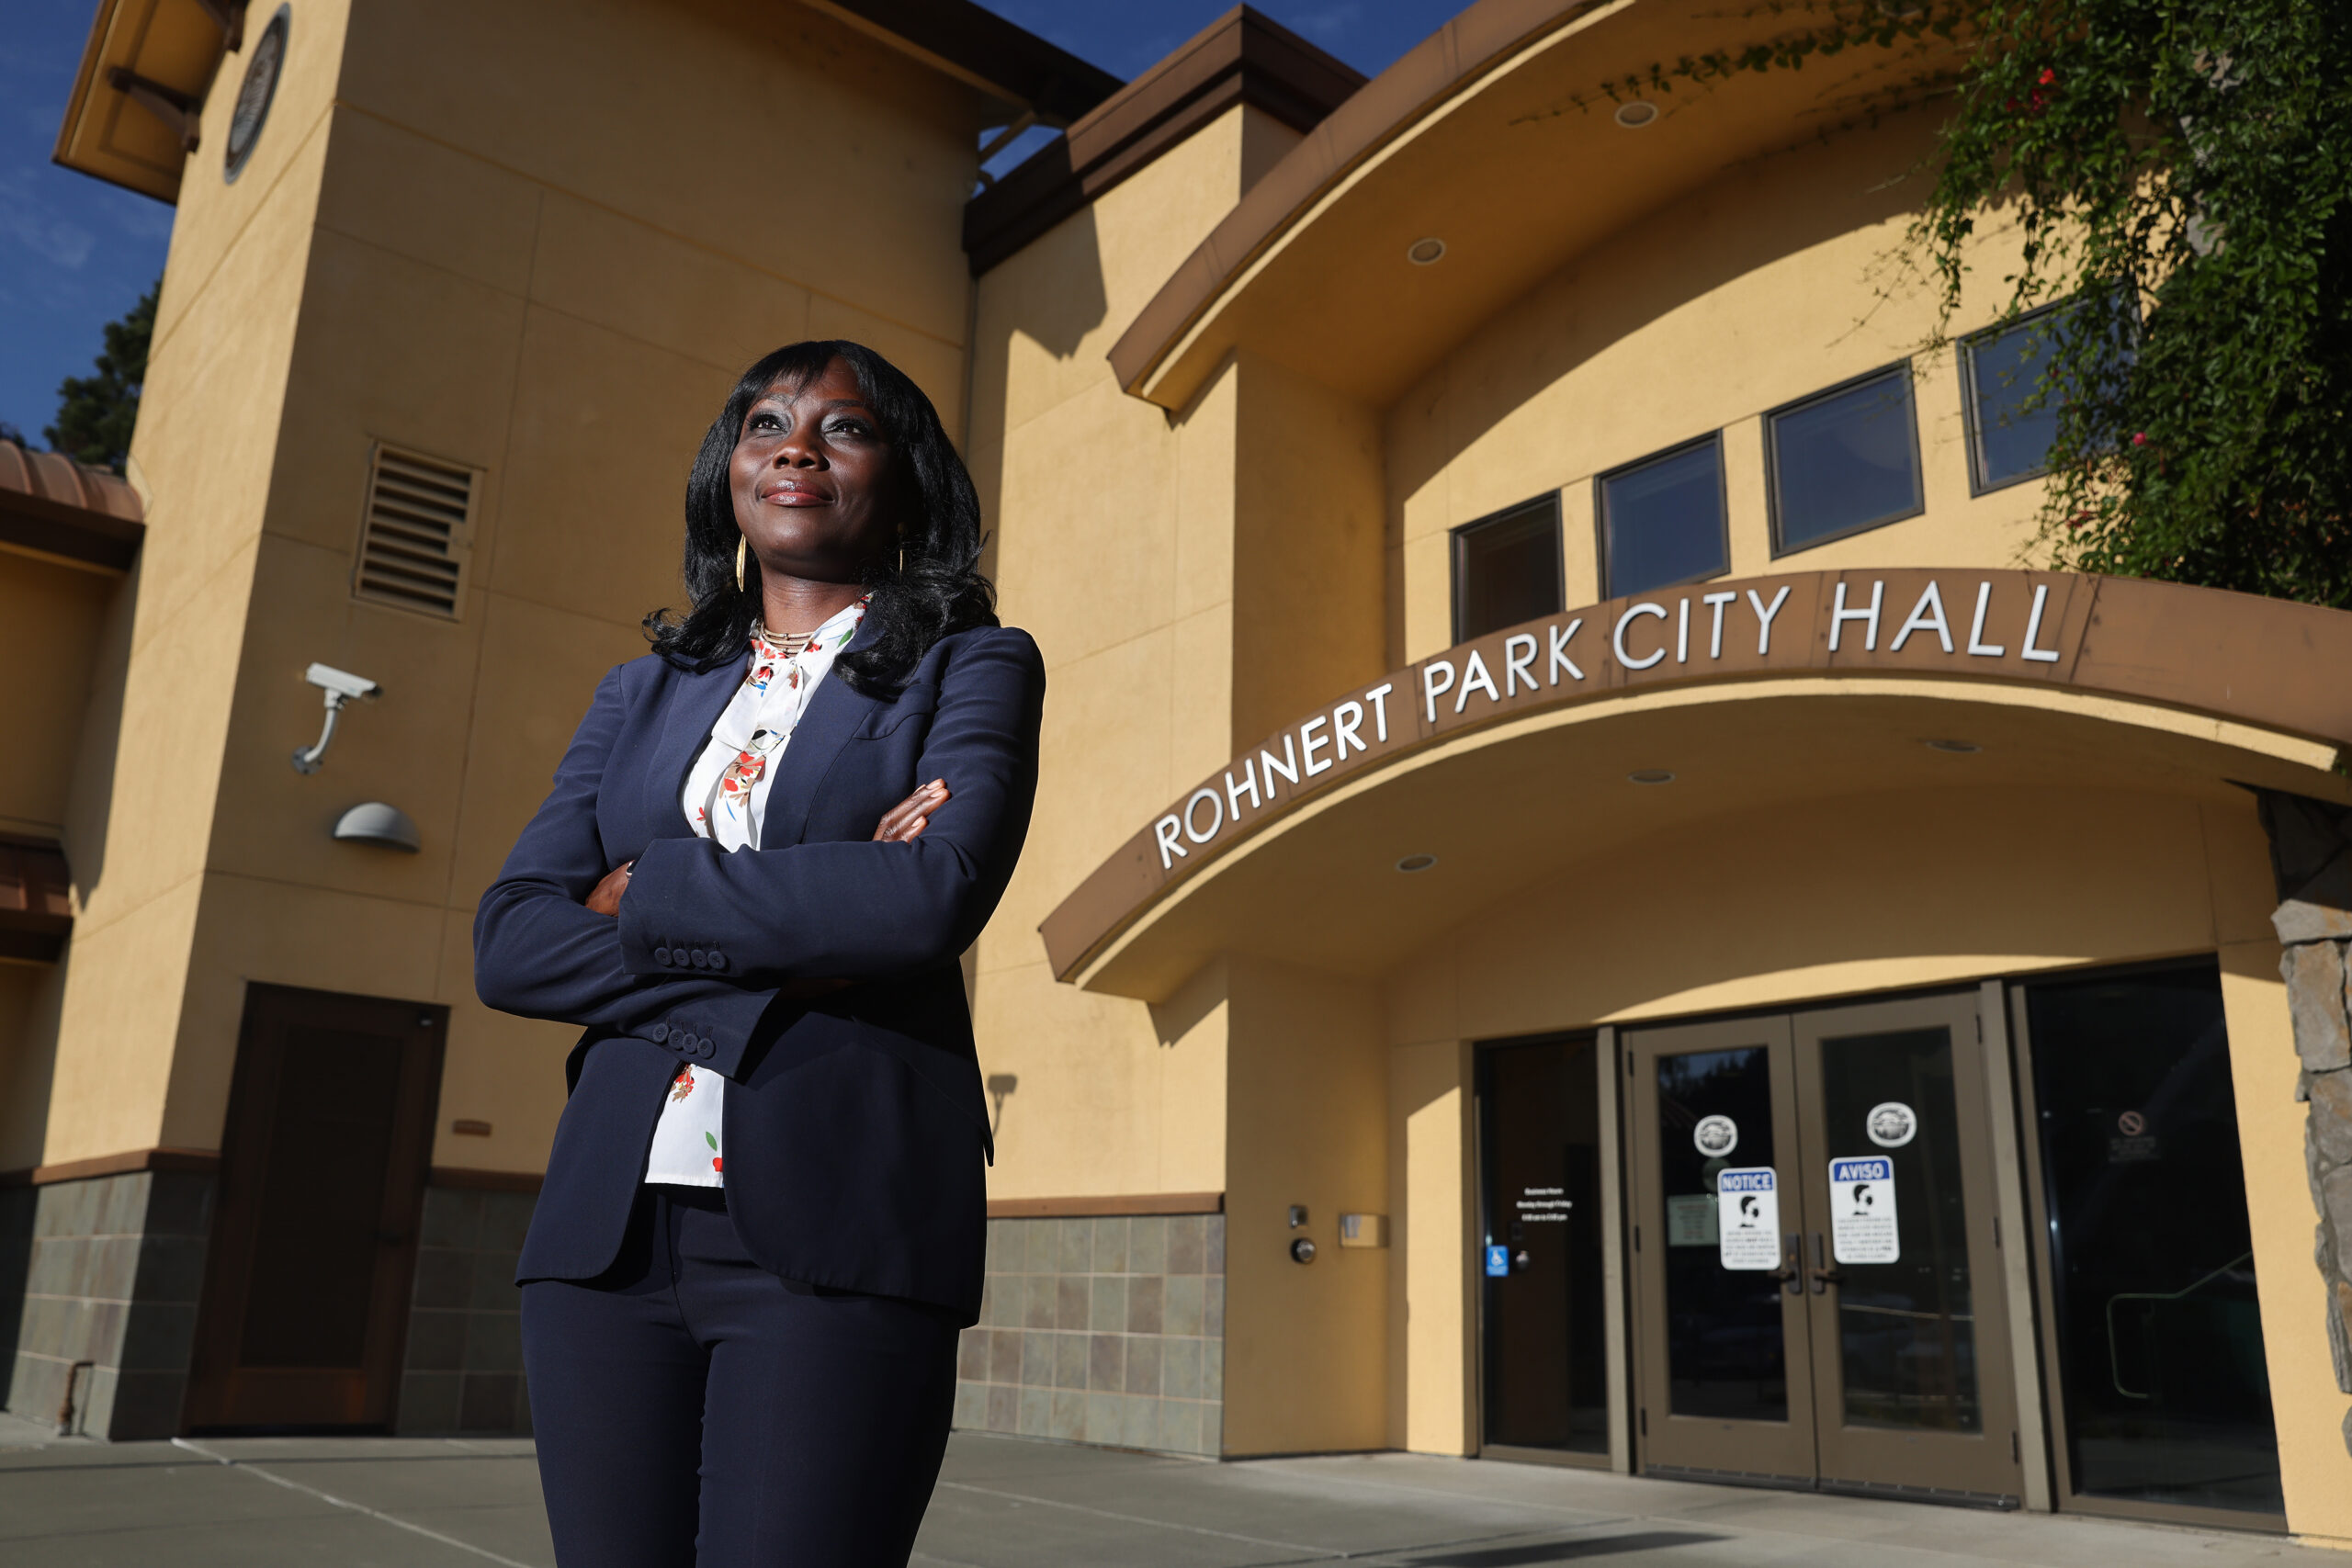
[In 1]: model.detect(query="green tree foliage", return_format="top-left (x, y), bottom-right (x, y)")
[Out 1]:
top-left (46, 281), bottom-right (158, 475)
top-left (1924, 0), bottom-right (2351, 607)
top-left (1596, 1), bottom-right (2348, 607)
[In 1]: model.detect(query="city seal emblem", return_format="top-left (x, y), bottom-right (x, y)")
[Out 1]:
top-left (1866, 1102), bottom-right (1918, 1148)
top-left (1692, 1114), bottom-right (1738, 1158)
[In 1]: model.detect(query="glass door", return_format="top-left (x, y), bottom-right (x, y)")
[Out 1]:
top-left (1791, 994), bottom-right (2021, 1500)
top-left (1626, 993), bottom-right (2023, 1504)
top-left (1625, 1013), bottom-right (1815, 1483)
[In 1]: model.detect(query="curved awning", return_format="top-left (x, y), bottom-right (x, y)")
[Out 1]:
top-left (1041, 570), bottom-right (2352, 998)
top-left (1106, 0), bottom-right (1967, 413)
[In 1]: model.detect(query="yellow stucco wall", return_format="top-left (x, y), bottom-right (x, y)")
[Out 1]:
top-left (968, 103), bottom-right (1315, 1201)
top-left (1389, 109), bottom-right (2049, 663)
top-left (38, 0), bottom-right (989, 1171)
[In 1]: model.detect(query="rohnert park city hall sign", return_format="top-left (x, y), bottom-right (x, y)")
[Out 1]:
top-left (1040, 568), bottom-right (2352, 980)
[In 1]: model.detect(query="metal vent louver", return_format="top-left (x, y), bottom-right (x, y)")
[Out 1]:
top-left (354, 446), bottom-right (477, 617)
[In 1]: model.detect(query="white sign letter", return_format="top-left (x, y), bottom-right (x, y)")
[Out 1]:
top-left (1154, 814), bottom-right (1186, 869)
top-left (1966, 581), bottom-right (2006, 657)
top-left (1613, 603), bottom-right (1668, 671)
top-left (1549, 619), bottom-right (1585, 683)
top-left (1332, 700), bottom-right (1367, 759)
top-left (1260, 735), bottom-right (1300, 796)
top-left (1889, 581), bottom-right (1954, 654)
top-left (1182, 787), bottom-right (1224, 844)
top-left (1503, 634), bottom-right (1538, 695)
top-left (1421, 660), bottom-right (1456, 725)
top-left (1702, 592), bottom-right (1737, 659)
top-left (1829, 579), bottom-right (1884, 652)
top-left (1224, 757), bottom-right (1260, 818)
top-left (1300, 715), bottom-right (1333, 775)
top-left (2021, 583), bottom-right (2063, 662)
top-left (1454, 650), bottom-right (1501, 712)
top-left (1365, 682), bottom-right (1394, 741)
top-left (1747, 585), bottom-right (1792, 655)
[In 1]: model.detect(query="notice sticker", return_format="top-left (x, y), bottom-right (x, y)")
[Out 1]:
top-left (1484, 1244), bottom-right (1510, 1278)
top-left (1665, 1193), bottom-right (1716, 1247)
top-left (1715, 1168), bottom-right (1780, 1269)
top-left (1827, 1156), bottom-right (1899, 1264)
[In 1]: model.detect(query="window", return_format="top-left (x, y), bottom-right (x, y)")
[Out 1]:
top-left (1963, 308), bottom-right (2068, 491)
top-left (1766, 365), bottom-right (1922, 553)
top-left (1598, 436), bottom-right (1725, 599)
top-left (1452, 495), bottom-right (1562, 643)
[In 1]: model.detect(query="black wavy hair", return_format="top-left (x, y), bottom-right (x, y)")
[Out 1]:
top-left (643, 340), bottom-right (996, 694)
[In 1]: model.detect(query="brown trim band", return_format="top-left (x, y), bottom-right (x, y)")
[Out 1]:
top-left (988, 1191), bottom-right (1224, 1219)
top-left (427, 1165), bottom-right (545, 1194)
top-left (0, 484), bottom-right (144, 573)
top-left (1041, 570), bottom-right (2352, 982)
top-left (0, 1145), bottom-right (220, 1188)
top-left (965, 8), bottom-right (1363, 276)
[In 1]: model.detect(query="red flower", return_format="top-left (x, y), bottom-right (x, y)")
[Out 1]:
top-left (2038, 68), bottom-right (2056, 86)
top-left (2132, 432), bottom-right (2148, 446)
top-left (711, 1156), bottom-right (723, 1172)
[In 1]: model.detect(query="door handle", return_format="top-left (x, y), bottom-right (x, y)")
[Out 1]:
top-left (1774, 1235), bottom-right (1803, 1295)
top-left (1809, 1231), bottom-right (1844, 1293)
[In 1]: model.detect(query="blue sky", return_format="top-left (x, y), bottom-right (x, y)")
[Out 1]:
top-left (0, 2), bottom-right (1464, 447)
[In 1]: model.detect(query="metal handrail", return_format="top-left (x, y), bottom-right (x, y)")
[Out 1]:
top-left (2106, 1250), bottom-right (2253, 1400)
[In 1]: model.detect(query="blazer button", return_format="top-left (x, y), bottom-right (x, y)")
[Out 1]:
top-left (654, 946), bottom-right (673, 966)
top-left (697, 1037), bottom-right (716, 1058)
top-left (649, 1021), bottom-right (670, 1043)
top-left (707, 950), bottom-right (728, 972)
top-left (688, 949), bottom-right (708, 970)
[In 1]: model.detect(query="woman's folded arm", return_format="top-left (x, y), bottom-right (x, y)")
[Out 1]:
top-left (617, 627), bottom-right (1044, 979)
top-left (474, 663), bottom-right (776, 1077)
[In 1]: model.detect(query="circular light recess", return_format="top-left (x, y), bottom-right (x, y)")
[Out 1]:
top-left (1396, 853), bottom-right (1438, 873)
top-left (1923, 739), bottom-right (1983, 754)
top-left (1613, 99), bottom-right (1660, 130)
top-left (1628, 770), bottom-right (1676, 785)
top-left (1407, 237), bottom-right (1446, 265)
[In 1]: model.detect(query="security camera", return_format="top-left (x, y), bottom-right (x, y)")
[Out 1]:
top-left (292, 663), bottom-right (384, 773)
top-left (304, 663), bottom-right (381, 702)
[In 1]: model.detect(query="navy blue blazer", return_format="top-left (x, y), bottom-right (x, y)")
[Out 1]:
top-left (473, 618), bottom-right (1043, 1323)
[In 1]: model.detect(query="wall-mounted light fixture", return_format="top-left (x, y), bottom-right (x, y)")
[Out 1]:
top-left (333, 802), bottom-right (421, 852)
top-left (1613, 99), bottom-right (1660, 129)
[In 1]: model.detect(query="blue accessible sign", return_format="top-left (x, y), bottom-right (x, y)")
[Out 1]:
top-left (1484, 1244), bottom-right (1510, 1277)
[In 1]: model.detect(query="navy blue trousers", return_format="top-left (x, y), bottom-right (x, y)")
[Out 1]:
top-left (521, 1187), bottom-right (960, 1567)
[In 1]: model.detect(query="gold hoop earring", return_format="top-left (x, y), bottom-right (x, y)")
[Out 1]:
top-left (735, 536), bottom-right (747, 593)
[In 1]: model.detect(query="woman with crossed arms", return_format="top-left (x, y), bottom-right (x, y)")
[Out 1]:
top-left (476, 340), bottom-right (1043, 1566)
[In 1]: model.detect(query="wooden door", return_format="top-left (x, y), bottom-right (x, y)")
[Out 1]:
top-left (186, 984), bottom-right (445, 1431)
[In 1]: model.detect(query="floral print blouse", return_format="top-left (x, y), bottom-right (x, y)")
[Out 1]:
top-left (640, 596), bottom-right (866, 1188)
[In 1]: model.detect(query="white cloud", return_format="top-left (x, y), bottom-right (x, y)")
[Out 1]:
top-left (0, 168), bottom-right (96, 270)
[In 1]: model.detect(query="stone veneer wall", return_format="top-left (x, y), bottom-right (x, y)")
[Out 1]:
top-left (0, 1168), bottom-right (213, 1438)
top-left (2262, 790), bottom-right (2352, 1458)
top-left (954, 1213), bottom-right (1225, 1457)
top-left (394, 1182), bottom-right (537, 1436)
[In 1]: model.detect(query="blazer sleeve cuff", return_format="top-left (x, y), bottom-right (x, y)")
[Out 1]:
top-left (629, 983), bottom-right (769, 1080)
top-left (616, 839), bottom-right (736, 976)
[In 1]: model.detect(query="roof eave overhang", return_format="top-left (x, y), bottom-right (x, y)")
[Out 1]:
top-left (1105, 0), bottom-right (1966, 415)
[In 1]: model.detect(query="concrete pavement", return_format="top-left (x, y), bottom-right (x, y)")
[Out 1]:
top-left (0, 1410), bottom-right (2335, 1566)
